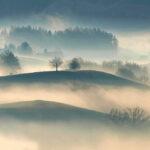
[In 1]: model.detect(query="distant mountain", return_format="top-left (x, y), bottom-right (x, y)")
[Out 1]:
top-left (0, 70), bottom-right (148, 89)
top-left (0, 100), bottom-right (108, 122)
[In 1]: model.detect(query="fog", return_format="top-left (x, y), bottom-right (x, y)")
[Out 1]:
top-left (0, 68), bottom-right (149, 150)
top-left (1, 0), bottom-right (150, 30)
top-left (1, 19), bottom-right (150, 61)
top-left (0, 83), bottom-right (150, 113)
top-left (101, 60), bottom-right (150, 84)
top-left (1, 1), bottom-right (150, 62)
top-left (0, 119), bottom-right (150, 150)
top-left (0, 0), bottom-right (150, 149)
top-left (0, 133), bottom-right (38, 150)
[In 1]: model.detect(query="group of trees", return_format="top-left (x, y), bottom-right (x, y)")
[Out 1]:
top-left (109, 107), bottom-right (150, 126)
top-left (49, 57), bottom-right (81, 71)
top-left (0, 50), bottom-right (82, 75)
top-left (0, 41), bottom-right (33, 75)
top-left (102, 60), bottom-right (149, 84)
top-left (4, 42), bottom-right (33, 55)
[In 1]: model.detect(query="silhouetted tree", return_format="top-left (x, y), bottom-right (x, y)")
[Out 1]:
top-left (17, 41), bottom-right (33, 55)
top-left (49, 57), bottom-right (63, 71)
top-left (0, 50), bottom-right (21, 74)
top-left (69, 58), bottom-right (81, 70)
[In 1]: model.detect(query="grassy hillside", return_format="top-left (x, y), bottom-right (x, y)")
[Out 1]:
top-left (0, 100), bottom-right (108, 122)
top-left (0, 70), bottom-right (148, 89)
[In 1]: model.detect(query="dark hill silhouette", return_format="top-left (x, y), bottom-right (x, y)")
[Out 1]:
top-left (0, 100), bottom-right (108, 122)
top-left (0, 70), bottom-right (148, 89)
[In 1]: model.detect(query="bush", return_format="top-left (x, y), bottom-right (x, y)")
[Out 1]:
top-left (69, 58), bottom-right (81, 70)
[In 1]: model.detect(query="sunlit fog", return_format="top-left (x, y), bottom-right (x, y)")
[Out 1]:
top-left (0, 0), bottom-right (150, 150)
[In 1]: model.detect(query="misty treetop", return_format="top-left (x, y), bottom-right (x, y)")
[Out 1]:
top-left (0, 50), bottom-right (21, 74)
top-left (101, 60), bottom-right (149, 84)
top-left (5, 26), bottom-right (118, 50)
top-left (17, 41), bottom-right (33, 55)
top-left (69, 58), bottom-right (81, 70)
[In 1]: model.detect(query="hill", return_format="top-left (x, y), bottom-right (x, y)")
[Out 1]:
top-left (0, 70), bottom-right (148, 89)
top-left (0, 100), bottom-right (108, 122)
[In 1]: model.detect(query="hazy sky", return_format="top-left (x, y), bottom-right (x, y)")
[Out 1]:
top-left (0, 0), bottom-right (150, 63)
top-left (0, 2), bottom-right (150, 149)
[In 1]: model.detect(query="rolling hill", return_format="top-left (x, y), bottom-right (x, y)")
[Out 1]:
top-left (0, 70), bottom-right (148, 89)
top-left (0, 100), bottom-right (108, 122)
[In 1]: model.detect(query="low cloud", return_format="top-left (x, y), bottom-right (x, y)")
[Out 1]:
top-left (0, 83), bottom-right (150, 114)
top-left (0, 119), bottom-right (150, 150)
top-left (0, 133), bottom-right (38, 150)
top-left (0, 0), bottom-right (150, 30)
top-left (101, 60), bottom-right (150, 84)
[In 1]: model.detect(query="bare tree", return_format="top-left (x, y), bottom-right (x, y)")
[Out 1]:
top-left (49, 57), bottom-right (63, 71)
top-left (69, 58), bottom-right (81, 70)
top-left (109, 107), bottom-right (149, 125)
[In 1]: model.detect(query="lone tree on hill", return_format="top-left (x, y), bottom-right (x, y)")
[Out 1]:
top-left (69, 58), bottom-right (81, 70)
top-left (49, 57), bottom-right (63, 71)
